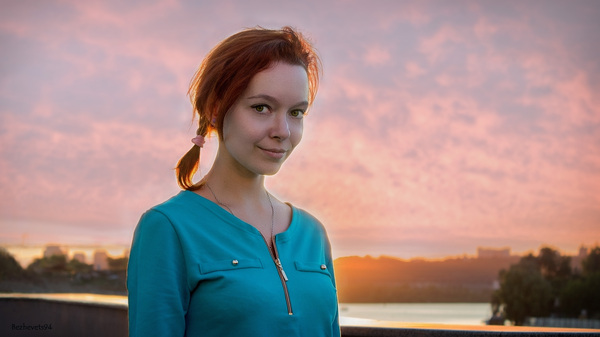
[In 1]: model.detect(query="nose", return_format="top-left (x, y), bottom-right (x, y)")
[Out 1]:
top-left (270, 113), bottom-right (290, 140)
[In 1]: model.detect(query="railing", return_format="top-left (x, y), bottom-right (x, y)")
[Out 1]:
top-left (1, 294), bottom-right (598, 337)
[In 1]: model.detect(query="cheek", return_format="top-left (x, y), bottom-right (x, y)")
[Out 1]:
top-left (290, 122), bottom-right (303, 148)
top-left (222, 111), bottom-right (256, 144)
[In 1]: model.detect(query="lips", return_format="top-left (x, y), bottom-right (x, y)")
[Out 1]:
top-left (258, 146), bottom-right (287, 159)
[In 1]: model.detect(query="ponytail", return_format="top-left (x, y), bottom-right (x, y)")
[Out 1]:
top-left (175, 120), bottom-right (209, 190)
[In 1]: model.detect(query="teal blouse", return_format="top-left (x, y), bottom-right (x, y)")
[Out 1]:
top-left (127, 191), bottom-right (340, 336)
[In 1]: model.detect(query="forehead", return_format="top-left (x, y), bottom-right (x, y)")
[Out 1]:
top-left (244, 63), bottom-right (309, 102)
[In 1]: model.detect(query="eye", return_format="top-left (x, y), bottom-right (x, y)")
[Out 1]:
top-left (252, 104), bottom-right (269, 113)
top-left (289, 109), bottom-right (306, 119)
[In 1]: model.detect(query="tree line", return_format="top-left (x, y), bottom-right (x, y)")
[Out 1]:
top-left (334, 254), bottom-right (518, 303)
top-left (0, 247), bottom-right (128, 294)
top-left (492, 246), bottom-right (600, 325)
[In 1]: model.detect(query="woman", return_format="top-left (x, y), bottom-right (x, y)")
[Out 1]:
top-left (127, 27), bottom-right (339, 336)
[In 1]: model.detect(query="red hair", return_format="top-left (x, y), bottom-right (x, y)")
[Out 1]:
top-left (175, 26), bottom-right (322, 190)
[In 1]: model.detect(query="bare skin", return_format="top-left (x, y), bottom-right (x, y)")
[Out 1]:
top-left (194, 62), bottom-right (309, 246)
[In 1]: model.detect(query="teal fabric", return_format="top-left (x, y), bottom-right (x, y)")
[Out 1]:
top-left (127, 190), bottom-right (340, 337)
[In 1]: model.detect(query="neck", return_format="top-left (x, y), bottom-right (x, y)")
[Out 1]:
top-left (202, 151), bottom-right (267, 208)
top-left (205, 172), bottom-right (266, 204)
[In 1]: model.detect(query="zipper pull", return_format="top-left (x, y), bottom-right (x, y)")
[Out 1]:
top-left (275, 258), bottom-right (288, 281)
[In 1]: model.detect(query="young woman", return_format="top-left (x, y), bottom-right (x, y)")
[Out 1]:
top-left (127, 27), bottom-right (340, 336)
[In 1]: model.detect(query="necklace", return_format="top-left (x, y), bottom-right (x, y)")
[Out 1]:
top-left (205, 183), bottom-right (275, 247)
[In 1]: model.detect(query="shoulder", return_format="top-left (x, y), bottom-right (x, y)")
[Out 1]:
top-left (290, 205), bottom-right (328, 235)
top-left (150, 191), bottom-right (195, 213)
top-left (132, 191), bottom-right (206, 252)
top-left (292, 206), bottom-right (321, 224)
top-left (145, 190), bottom-right (209, 221)
top-left (135, 191), bottom-right (201, 232)
top-left (136, 190), bottom-right (233, 238)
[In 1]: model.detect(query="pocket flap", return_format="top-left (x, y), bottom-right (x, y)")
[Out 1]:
top-left (199, 258), bottom-right (263, 274)
top-left (294, 261), bottom-right (331, 276)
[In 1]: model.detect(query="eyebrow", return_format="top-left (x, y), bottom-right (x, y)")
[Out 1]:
top-left (246, 94), bottom-right (308, 107)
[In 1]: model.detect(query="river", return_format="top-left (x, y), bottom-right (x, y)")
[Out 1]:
top-left (340, 302), bottom-right (492, 325)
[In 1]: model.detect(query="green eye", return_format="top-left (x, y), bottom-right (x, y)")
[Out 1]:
top-left (253, 105), bottom-right (267, 113)
top-left (290, 110), bottom-right (305, 118)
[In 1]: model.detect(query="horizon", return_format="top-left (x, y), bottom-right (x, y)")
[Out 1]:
top-left (1, 1), bottom-right (599, 260)
top-left (3, 241), bottom-right (596, 269)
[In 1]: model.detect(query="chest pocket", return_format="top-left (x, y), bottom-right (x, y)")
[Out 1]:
top-left (294, 261), bottom-right (332, 279)
top-left (199, 258), bottom-right (263, 274)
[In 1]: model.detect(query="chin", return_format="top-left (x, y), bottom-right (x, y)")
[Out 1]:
top-left (255, 162), bottom-right (285, 176)
top-left (260, 167), bottom-right (283, 176)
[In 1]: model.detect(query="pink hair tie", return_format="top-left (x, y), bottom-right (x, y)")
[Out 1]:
top-left (191, 135), bottom-right (205, 148)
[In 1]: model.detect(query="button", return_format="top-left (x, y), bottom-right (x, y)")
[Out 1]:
top-left (320, 264), bottom-right (327, 270)
top-left (232, 260), bottom-right (239, 266)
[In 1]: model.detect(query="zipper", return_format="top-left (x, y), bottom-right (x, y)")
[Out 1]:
top-left (264, 236), bottom-right (293, 315)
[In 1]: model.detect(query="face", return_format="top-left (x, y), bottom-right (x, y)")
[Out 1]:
top-left (219, 62), bottom-right (309, 176)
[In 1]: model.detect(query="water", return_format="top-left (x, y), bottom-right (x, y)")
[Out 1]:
top-left (0, 293), bottom-right (492, 326)
top-left (0, 293), bottom-right (128, 306)
top-left (340, 303), bottom-right (492, 326)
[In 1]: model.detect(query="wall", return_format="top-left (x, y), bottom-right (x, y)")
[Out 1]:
top-left (1, 295), bottom-right (598, 337)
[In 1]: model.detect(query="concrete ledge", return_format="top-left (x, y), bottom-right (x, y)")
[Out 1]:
top-left (0, 294), bottom-right (127, 337)
top-left (342, 324), bottom-right (600, 337)
top-left (1, 294), bottom-right (599, 337)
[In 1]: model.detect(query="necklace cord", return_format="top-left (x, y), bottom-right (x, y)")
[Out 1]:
top-left (205, 183), bottom-right (274, 246)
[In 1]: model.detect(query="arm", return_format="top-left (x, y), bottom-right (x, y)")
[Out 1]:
top-left (127, 209), bottom-right (189, 337)
top-left (325, 235), bottom-right (341, 337)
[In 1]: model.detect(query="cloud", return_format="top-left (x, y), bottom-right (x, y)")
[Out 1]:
top-left (363, 45), bottom-right (391, 66)
top-left (1, 1), bottom-right (599, 258)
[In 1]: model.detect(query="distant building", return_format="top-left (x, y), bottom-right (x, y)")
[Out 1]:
top-left (578, 246), bottom-right (588, 258)
top-left (44, 245), bottom-right (68, 258)
top-left (72, 252), bottom-right (87, 264)
top-left (93, 250), bottom-right (109, 271)
top-left (571, 245), bottom-right (588, 274)
top-left (477, 247), bottom-right (510, 259)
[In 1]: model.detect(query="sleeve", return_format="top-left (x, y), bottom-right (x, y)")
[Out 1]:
top-left (127, 209), bottom-right (189, 337)
top-left (325, 231), bottom-right (341, 337)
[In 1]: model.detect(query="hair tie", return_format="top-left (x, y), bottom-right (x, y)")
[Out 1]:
top-left (191, 135), bottom-right (205, 148)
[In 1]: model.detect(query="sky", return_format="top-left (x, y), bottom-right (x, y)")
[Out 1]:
top-left (1, 0), bottom-right (599, 259)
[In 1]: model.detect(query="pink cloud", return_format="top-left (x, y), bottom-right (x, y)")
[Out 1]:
top-left (363, 45), bottom-right (391, 66)
top-left (1, 1), bottom-right (599, 258)
top-left (418, 26), bottom-right (463, 63)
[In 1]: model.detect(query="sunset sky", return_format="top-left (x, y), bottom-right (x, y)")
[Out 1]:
top-left (1, 0), bottom-right (599, 259)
